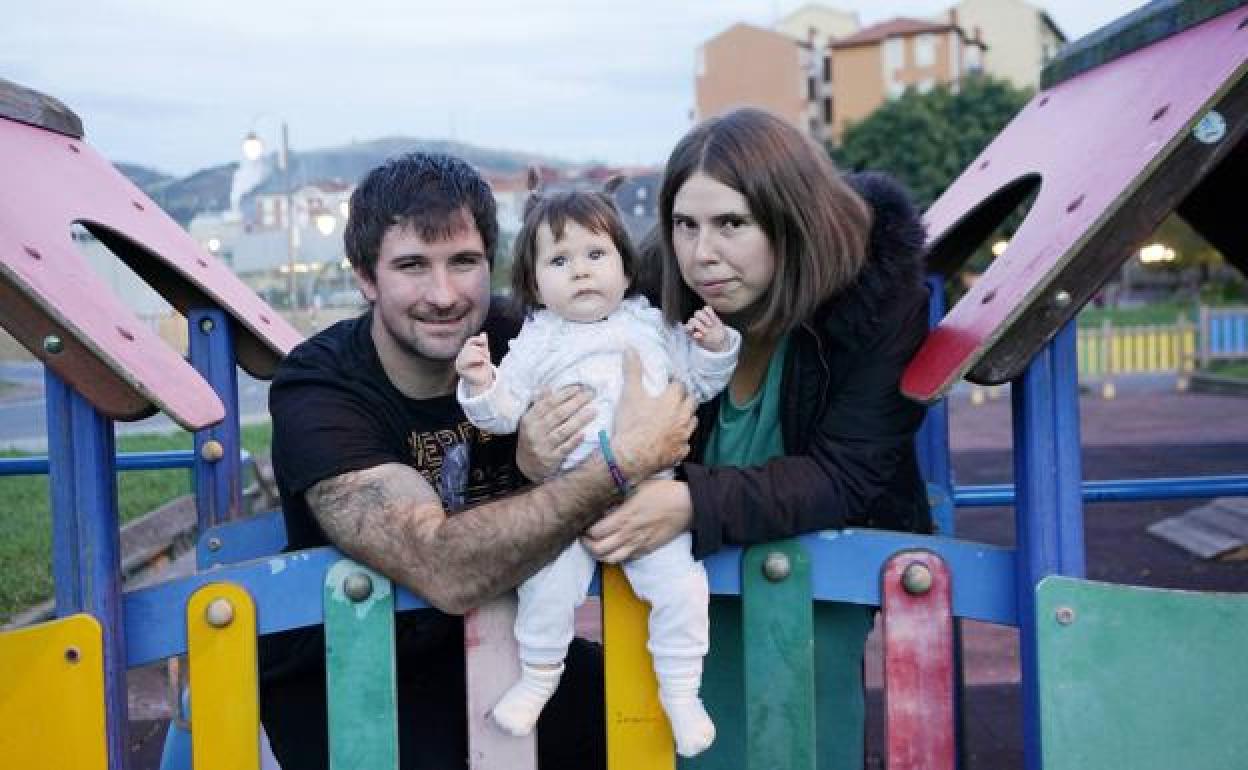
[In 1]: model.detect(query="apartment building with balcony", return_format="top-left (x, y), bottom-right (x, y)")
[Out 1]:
top-left (946, 0), bottom-right (1066, 90)
top-left (694, 1), bottom-right (1061, 146)
top-left (829, 18), bottom-right (987, 140)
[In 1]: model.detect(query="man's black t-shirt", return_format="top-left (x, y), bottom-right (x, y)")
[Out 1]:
top-left (259, 301), bottom-right (606, 769)
top-left (269, 306), bottom-right (523, 551)
top-left (261, 303), bottom-right (524, 679)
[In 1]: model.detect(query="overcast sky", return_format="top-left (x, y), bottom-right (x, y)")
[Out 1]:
top-left (5, 0), bottom-right (1146, 176)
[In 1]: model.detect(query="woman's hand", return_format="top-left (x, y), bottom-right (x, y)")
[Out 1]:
top-left (582, 479), bottom-right (694, 563)
top-left (515, 385), bottom-right (596, 480)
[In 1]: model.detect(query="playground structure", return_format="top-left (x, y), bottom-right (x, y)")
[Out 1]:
top-left (1, 1), bottom-right (1247, 768)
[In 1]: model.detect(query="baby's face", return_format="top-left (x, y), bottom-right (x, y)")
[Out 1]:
top-left (534, 220), bottom-right (628, 323)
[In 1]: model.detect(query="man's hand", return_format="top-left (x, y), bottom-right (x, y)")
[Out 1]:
top-left (516, 385), bottom-right (597, 480)
top-left (455, 333), bottom-right (494, 394)
top-left (611, 348), bottom-right (697, 481)
top-left (685, 306), bottom-right (730, 352)
top-left (582, 479), bottom-right (693, 563)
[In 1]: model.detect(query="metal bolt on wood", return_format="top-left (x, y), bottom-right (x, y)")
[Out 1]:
top-left (205, 598), bottom-right (234, 628)
top-left (199, 317), bottom-right (215, 333)
top-left (901, 562), bottom-right (933, 595)
top-left (762, 551), bottom-right (791, 582)
top-left (42, 334), bottom-right (63, 354)
top-left (1053, 290), bottom-right (1072, 309)
top-left (1192, 110), bottom-right (1226, 144)
top-left (344, 571), bottom-right (374, 602)
top-left (1055, 606), bottom-right (1076, 625)
top-left (200, 440), bottom-right (225, 463)
top-left (64, 646), bottom-right (80, 663)
top-left (206, 537), bottom-right (222, 552)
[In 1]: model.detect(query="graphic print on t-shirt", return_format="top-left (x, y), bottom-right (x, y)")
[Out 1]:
top-left (407, 420), bottom-right (520, 508)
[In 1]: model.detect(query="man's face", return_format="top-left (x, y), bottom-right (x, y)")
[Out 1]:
top-left (357, 209), bottom-right (491, 363)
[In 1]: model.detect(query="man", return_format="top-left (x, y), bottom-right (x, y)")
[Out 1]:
top-left (259, 152), bottom-right (696, 769)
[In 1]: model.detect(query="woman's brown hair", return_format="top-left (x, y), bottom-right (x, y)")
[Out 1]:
top-left (659, 107), bottom-right (871, 337)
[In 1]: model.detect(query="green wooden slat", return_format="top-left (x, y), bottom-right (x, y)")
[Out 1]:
top-left (684, 600), bottom-right (872, 770)
top-left (1036, 576), bottom-right (1248, 770)
top-left (324, 559), bottom-right (399, 770)
top-left (742, 540), bottom-right (815, 770)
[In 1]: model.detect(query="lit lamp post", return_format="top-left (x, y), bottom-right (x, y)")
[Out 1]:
top-left (241, 122), bottom-right (298, 308)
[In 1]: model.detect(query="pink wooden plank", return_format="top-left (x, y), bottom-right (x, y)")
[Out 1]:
top-left (903, 8), bottom-right (1248, 402)
top-left (0, 116), bottom-right (301, 428)
top-left (463, 596), bottom-right (537, 770)
top-left (881, 550), bottom-right (954, 770)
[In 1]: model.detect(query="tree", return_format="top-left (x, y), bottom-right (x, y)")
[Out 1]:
top-left (832, 76), bottom-right (1032, 279)
top-left (833, 75), bottom-right (1031, 210)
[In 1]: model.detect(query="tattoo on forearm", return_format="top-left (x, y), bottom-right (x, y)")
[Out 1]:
top-left (306, 458), bottom-right (621, 613)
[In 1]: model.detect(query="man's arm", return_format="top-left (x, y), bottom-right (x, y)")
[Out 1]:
top-left (307, 350), bottom-right (695, 613)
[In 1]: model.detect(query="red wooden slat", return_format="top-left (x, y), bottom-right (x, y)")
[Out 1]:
top-left (463, 596), bottom-right (537, 770)
top-left (881, 550), bottom-right (955, 770)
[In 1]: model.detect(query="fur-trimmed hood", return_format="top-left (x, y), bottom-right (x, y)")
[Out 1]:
top-left (817, 172), bottom-right (927, 348)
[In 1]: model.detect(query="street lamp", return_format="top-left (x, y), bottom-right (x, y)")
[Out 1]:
top-left (241, 120), bottom-right (298, 308)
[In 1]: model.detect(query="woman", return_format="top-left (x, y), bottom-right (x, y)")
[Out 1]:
top-left (582, 107), bottom-right (933, 768)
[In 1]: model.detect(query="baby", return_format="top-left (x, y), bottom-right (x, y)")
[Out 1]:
top-left (454, 179), bottom-right (739, 757)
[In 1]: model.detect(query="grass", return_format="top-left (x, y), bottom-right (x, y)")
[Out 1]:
top-left (0, 422), bottom-right (271, 624)
top-left (1204, 361), bottom-right (1248, 380)
top-left (1076, 302), bottom-right (1196, 328)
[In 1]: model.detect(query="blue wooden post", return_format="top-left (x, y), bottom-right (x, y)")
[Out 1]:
top-left (917, 274), bottom-right (954, 534)
top-left (1011, 320), bottom-right (1086, 770)
top-left (188, 307), bottom-right (242, 546)
top-left (45, 370), bottom-right (128, 769)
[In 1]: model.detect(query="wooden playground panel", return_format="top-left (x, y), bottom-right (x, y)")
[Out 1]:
top-left (3, 2), bottom-right (1248, 768)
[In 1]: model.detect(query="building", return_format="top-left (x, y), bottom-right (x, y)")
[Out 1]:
top-left (945, 0), bottom-right (1066, 91)
top-left (693, 2), bottom-right (1058, 146)
top-left (694, 23), bottom-right (810, 134)
top-left (829, 18), bottom-right (986, 140)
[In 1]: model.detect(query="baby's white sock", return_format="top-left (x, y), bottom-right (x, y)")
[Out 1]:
top-left (655, 657), bottom-right (716, 758)
top-left (490, 662), bottom-right (564, 737)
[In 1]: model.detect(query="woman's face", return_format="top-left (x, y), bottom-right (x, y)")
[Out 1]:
top-left (671, 171), bottom-right (776, 321)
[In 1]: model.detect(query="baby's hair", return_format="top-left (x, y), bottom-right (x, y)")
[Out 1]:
top-left (510, 169), bottom-right (640, 314)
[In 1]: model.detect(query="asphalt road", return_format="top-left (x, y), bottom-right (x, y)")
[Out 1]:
top-left (0, 363), bottom-right (272, 450)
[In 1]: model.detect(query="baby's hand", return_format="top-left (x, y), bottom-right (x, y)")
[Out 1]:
top-left (685, 306), bottom-right (730, 352)
top-left (455, 333), bottom-right (495, 392)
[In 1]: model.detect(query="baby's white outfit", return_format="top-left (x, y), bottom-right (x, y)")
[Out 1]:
top-left (457, 295), bottom-right (739, 756)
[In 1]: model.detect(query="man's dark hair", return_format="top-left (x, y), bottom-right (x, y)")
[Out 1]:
top-left (344, 152), bottom-right (499, 280)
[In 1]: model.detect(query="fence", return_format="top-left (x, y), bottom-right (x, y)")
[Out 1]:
top-left (968, 307), bottom-right (1248, 402)
top-left (1200, 306), bottom-right (1248, 367)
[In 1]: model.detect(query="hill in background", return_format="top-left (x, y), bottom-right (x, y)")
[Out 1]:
top-left (117, 137), bottom-right (577, 226)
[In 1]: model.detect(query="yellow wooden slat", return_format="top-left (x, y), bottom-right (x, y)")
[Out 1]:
top-left (188, 581), bottom-right (259, 770)
top-left (0, 613), bottom-right (107, 769)
top-left (602, 565), bottom-right (674, 770)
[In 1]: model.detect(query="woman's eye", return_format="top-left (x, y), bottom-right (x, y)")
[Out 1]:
top-left (588, 248), bottom-right (605, 260)
top-left (549, 255), bottom-right (567, 267)
top-left (674, 218), bottom-right (696, 235)
top-left (720, 217), bottom-right (746, 232)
